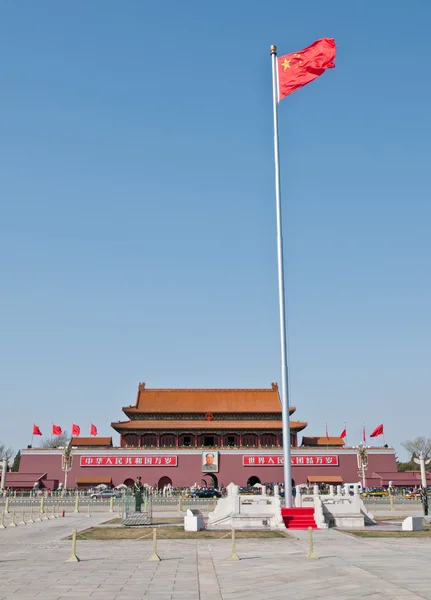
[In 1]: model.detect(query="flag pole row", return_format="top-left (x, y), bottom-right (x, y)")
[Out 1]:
top-left (32, 424), bottom-right (99, 437)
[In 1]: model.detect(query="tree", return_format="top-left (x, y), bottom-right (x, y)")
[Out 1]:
top-left (40, 433), bottom-right (71, 448)
top-left (402, 437), bottom-right (431, 460)
top-left (0, 442), bottom-right (14, 462)
top-left (11, 450), bottom-right (21, 472)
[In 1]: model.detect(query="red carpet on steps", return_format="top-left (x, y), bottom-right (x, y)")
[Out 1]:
top-left (281, 507), bottom-right (319, 530)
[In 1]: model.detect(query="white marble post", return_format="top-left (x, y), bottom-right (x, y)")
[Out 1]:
top-left (0, 458), bottom-right (6, 492)
top-left (329, 485), bottom-right (335, 496)
top-left (353, 484), bottom-right (359, 496)
top-left (313, 485), bottom-right (319, 496)
top-left (273, 485), bottom-right (280, 497)
top-left (261, 485), bottom-right (267, 496)
top-left (336, 485), bottom-right (342, 496)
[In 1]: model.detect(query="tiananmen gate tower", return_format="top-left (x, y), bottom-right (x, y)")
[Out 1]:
top-left (9, 383), bottom-right (405, 491)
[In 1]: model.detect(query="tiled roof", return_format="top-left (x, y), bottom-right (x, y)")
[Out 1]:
top-left (76, 476), bottom-right (113, 485)
top-left (307, 475), bottom-right (343, 483)
top-left (3, 472), bottom-right (46, 483)
top-left (70, 437), bottom-right (112, 447)
top-left (302, 436), bottom-right (345, 447)
top-left (123, 383), bottom-right (294, 414)
top-left (111, 419), bottom-right (308, 432)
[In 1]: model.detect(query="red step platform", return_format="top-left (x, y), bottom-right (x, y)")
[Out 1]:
top-left (281, 507), bottom-right (319, 530)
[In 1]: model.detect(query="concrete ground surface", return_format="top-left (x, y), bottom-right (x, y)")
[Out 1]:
top-left (1, 512), bottom-right (431, 599)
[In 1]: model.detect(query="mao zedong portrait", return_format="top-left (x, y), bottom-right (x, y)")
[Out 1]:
top-left (202, 452), bottom-right (218, 472)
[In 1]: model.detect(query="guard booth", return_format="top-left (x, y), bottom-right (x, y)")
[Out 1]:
top-left (122, 488), bottom-right (152, 526)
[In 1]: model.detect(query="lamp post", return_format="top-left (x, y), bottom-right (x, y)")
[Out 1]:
top-left (356, 444), bottom-right (368, 489)
top-left (413, 452), bottom-right (430, 516)
top-left (61, 445), bottom-right (73, 492)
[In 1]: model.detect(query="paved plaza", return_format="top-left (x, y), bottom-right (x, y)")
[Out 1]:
top-left (1, 512), bottom-right (431, 599)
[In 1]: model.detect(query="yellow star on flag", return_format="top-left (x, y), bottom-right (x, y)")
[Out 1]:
top-left (282, 59), bottom-right (291, 70)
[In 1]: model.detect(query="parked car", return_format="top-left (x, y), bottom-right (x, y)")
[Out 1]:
top-left (90, 489), bottom-right (122, 500)
top-left (361, 488), bottom-right (389, 498)
top-left (192, 489), bottom-right (221, 498)
top-left (405, 492), bottom-right (421, 499)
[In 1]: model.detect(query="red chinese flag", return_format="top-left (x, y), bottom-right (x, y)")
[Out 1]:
top-left (52, 424), bottom-right (62, 436)
top-left (32, 424), bottom-right (42, 436)
top-left (72, 424), bottom-right (80, 437)
top-left (325, 423), bottom-right (329, 440)
top-left (363, 425), bottom-right (366, 443)
top-left (340, 428), bottom-right (347, 439)
top-left (277, 38), bottom-right (336, 100)
top-left (370, 424), bottom-right (384, 438)
top-left (90, 423), bottom-right (98, 436)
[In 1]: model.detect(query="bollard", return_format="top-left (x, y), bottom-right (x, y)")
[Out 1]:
top-left (27, 507), bottom-right (34, 524)
top-left (35, 509), bottom-right (42, 522)
top-left (148, 528), bottom-right (161, 561)
top-left (228, 528), bottom-right (240, 561)
top-left (212, 496), bottom-right (217, 510)
top-left (74, 495), bottom-right (79, 514)
top-left (4, 498), bottom-right (10, 514)
top-left (19, 509), bottom-right (26, 525)
top-left (87, 502), bottom-right (91, 518)
top-left (65, 529), bottom-right (80, 563)
top-left (109, 497), bottom-right (114, 513)
top-left (306, 527), bottom-right (318, 560)
top-left (178, 496), bottom-right (183, 512)
top-left (43, 506), bottom-right (49, 520)
top-left (10, 510), bottom-right (17, 527)
top-left (50, 504), bottom-right (56, 519)
top-left (40, 496), bottom-right (45, 515)
top-left (0, 512), bottom-right (6, 529)
top-left (53, 503), bottom-right (59, 518)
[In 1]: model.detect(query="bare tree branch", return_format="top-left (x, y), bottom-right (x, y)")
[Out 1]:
top-left (402, 437), bottom-right (431, 459)
top-left (40, 433), bottom-right (71, 448)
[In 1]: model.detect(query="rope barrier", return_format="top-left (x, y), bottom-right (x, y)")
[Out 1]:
top-left (148, 528), bottom-right (161, 562)
top-left (306, 527), bottom-right (318, 560)
top-left (9, 510), bottom-right (17, 527)
top-left (65, 529), bottom-right (80, 563)
top-left (228, 528), bottom-right (240, 561)
top-left (19, 509), bottom-right (26, 525)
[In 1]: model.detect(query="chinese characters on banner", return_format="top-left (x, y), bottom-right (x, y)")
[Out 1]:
top-left (80, 456), bottom-right (178, 467)
top-left (242, 455), bottom-right (338, 466)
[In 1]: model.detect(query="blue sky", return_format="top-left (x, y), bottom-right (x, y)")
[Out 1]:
top-left (1, 1), bottom-right (429, 460)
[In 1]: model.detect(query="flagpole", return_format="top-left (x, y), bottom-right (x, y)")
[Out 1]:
top-left (270, 44), bottom-right (292, 509)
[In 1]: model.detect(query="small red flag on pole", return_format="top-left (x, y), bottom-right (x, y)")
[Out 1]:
top-left (325, 423), bottom-right (329, 440)
top-left (362, 425), bottom-right (366, 443)
top-left (52, 424), bottom-right (62, 436)
top-left (32, 424), bottom-right (42, 436)
top-left (370, 424), bottom-right (384, 438)
top-left (340, 426), bottom-right (347, 439)
top-left (90, 424), bottom-right (98, 436)
top-left (72, 424), bottom-right (80, 437)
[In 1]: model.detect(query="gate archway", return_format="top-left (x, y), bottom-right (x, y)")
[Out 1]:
top-left (158, 476), bottom-right (172, 490)
top-left (247, 475), bottom-right (261, 488)
top-left (202, 473), bottom-right (218, 488)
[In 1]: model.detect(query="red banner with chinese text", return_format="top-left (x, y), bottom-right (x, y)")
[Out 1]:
top-left (243, 455), bottom-right (338, 466)
top-left (80, 456), bottom-right (178, 467)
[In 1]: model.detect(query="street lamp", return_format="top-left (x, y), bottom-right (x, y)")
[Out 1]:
top-left (356, 444), bottom-right (368, 489)
top-left (61, 445), bottom-right (73, 493)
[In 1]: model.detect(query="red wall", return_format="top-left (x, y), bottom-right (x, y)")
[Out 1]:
top-left (19, 448), bottom-right (398, 488)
